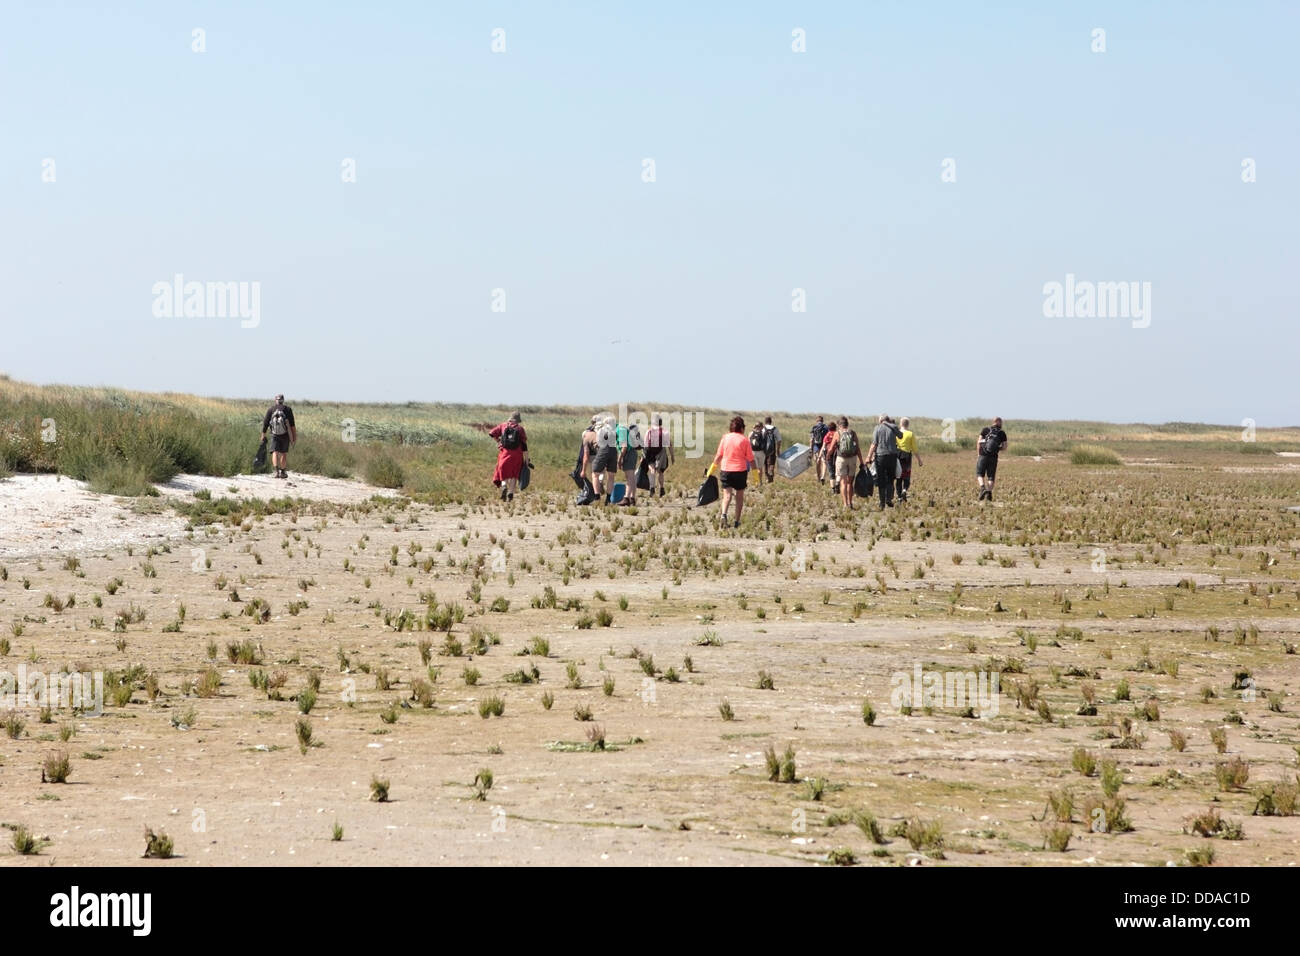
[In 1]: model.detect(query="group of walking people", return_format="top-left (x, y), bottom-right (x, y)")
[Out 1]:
top-left (484, 406), bottom-right (1008, 519)
top-left (573, 413), bottom-right (676, 506)
top-left (808, 414), bottom-right (922, 511)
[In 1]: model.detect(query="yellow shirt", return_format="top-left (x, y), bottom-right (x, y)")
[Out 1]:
top-left (897, 429), bottom-right (916, 453)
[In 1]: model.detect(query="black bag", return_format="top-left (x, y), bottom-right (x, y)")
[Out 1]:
top-left (575, 478), bottom-right (598, 505)
top-left (854, 465), bottom-right (873, 497)
top-left (500, 424), bottom-right (521, 450)
top-left (253, 437), bottom-right (268, 469)
top-left (982, 428), bottom-right (1002, 456)
top-left (696, 474), bottom-right (719, 507)
top-left (635, 459), bottom-right (651, 491)
top-left (749, 430), bottom-right (764, 452)
top-left (518, 462), bottom-right (531, 490)
top-left (764, 428), bottom-right (777, 455)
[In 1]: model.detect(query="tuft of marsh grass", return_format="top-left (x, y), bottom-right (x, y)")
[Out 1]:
top-left (369, 776), bottom-right (390, 802)
top-left (142, 827), bottom-right (174, 859)
top-left (42, 750), bottom-right (71, 784)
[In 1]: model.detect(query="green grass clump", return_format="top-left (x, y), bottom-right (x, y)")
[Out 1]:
top-left (1069, 444), bottom-right (1122, 466)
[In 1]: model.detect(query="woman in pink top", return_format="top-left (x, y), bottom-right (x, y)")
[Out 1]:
top-left (710, 415), bottom-right (756, 528)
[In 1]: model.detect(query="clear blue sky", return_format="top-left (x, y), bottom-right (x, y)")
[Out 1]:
top-left (3, 1), bottom-right (1296, 425)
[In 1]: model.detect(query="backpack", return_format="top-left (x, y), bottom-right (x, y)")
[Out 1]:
top-left (763, 428), bottom-right (777, 455)
top-left (269, 406), bottom-right (289, 437)
top-left (500, 424), bottom-right (521, 450)
top-left (750, 429), bottom-right (764, 452)
top-left (626, 423), bottom-right (642, 448)
top-left (838, 429), bottom-right (858, 458)
top-left (982, 428), bottom-right (1002, 456)
top-left (811, 423), bottom-right (827, 446)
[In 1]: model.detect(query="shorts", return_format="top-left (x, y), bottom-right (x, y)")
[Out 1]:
top-left (720, 469), bottom-right (748, 491)
top-left (836, 455), bottom-right (856, 481)
top-left (976, 454), bottom-right (998, 480)
top-left (619, 447), bottom-right (639, 472)
top-left (592, 447), bottom-right (618, 473)
top-left (270, 434), bottom-right (291, 454)
top-left (646, 448), bottom-right (668, 471)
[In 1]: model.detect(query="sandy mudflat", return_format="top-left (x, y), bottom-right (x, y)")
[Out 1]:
top-left (0, 473), bottom-right (396, 560)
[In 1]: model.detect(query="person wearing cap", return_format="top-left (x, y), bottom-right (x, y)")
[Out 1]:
top-left (590, 415), bottom-right (620, 505)
top-left (976, 417), bottom-right (1007, 500)
top-left (488, 411), bottom-right (529, 502)
top-left (894, 417), bottom-right (922, 502)
top-left (260, 393), bottom-right (297, 479)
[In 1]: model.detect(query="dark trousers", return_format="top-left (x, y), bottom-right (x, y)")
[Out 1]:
top-left (875, 453), bottom-right (897, 505)
top-left (896, 452), bottom-right (912, 497)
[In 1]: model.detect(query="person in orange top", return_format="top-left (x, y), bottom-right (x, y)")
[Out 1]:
top-left (709, 415), bottom-right (756, 528)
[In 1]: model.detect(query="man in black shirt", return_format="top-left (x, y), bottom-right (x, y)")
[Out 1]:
top-left (976, 417), bottom-right (1007, 501)
top-left (260, 394), bottom-right (297, 479)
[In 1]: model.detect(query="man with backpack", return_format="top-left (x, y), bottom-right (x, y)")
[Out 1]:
top-left (833, 416), bottom-right (866, 509)
top-left (761, 416), bottom-right (781, 483)
top-left (976, 417), bottom-right (1008, 501)
top-left (810, 415), bottom-right (829, 484)
top-left (749, 422), bottom-right (768, 482)
top-left (260, 394), bottom-right (297, 479)
top-left (866, 414), bottom-right (904, 510)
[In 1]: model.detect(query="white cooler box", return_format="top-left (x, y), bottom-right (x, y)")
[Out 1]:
top-left (777, 442), bottom-right (812, 479)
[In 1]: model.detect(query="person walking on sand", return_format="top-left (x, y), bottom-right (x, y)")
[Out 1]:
top-left (810, 415), bottom-right (829, 484)
top-left (976, 416), bottom-right (1008, 501)
top-left (749, 420), bottom-right (767, 483)
top-left (643, 414), bottom-right (674, 498)
top-left (821, 421), bottom-right (839, 494)
top-left (894, 417), bottom-right (922, 502)
top-left (710, 415), bottom-right (756, 528)
top-left (866, 414), bottom-right (903, 510)
top-left (260, 394), bottom-right (297, 479)
top-left (617, 414), bottom-right (643, 506)
top-left (833, 416), bottom-right (866, 509)
top-left (591, 415), bottom-right (620, 504)
top-left (488, 411), bottom-right (529, 501)
top-left (761, 416), bottom-right (781, 484)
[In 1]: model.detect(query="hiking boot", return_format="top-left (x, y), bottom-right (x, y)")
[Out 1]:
top-left (985, 490), bottom-right (993, 501)
top-left (500, 487), bottom-right (508, 501)
top-left (658, 488), bottom-right (665, 498)
top-left (507, 492), bottom-right (514, 502)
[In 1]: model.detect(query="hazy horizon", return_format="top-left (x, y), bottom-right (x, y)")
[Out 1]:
top-left (4, 1), bottom-right (1297, 426)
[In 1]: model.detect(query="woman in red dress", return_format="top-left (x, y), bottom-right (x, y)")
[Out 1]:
top-left (488, 412), bottom-right (529, 501)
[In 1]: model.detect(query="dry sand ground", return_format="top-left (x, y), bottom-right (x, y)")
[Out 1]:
top-left (1, 464), bottom-right (1298, 867)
